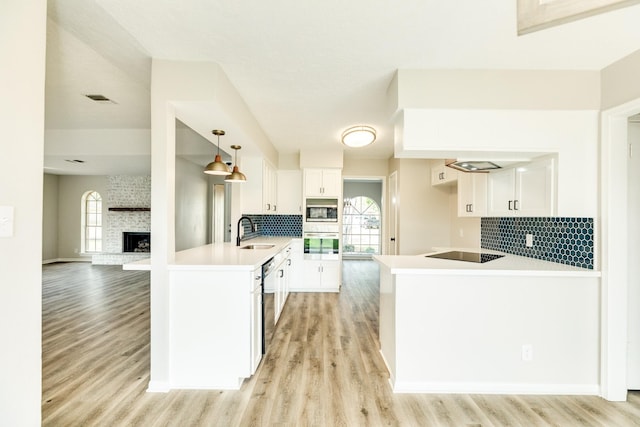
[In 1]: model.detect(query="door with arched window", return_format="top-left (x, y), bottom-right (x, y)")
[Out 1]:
top-left (342, 196), bottom-right (381, 256)
top-left (82, 191), bottom-right (102, 253)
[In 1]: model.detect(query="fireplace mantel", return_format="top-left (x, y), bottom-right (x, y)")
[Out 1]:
top-left (108, 207), bottom-right (150, 212)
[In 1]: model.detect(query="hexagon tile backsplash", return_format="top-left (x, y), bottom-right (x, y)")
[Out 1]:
top-left (481, 217), bottom-right (594, 269)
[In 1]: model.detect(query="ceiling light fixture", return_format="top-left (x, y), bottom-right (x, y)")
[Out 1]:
top-left (341, 125), bottom-right (376, 148)
top-left (204, 129), bottom-right (232, 175)
top-left (225, 145), bottom-right (247, 183)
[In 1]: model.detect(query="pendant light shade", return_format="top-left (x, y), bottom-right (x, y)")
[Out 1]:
top-left (225, 145), bottom-right (247, 183)
top-left (204, 129), bottom-right (231, 175)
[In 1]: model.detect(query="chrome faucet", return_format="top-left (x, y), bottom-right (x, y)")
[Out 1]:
top-left (236, 216), bottom-right (256, 246)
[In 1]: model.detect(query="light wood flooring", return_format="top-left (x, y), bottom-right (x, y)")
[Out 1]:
top-left (43, 260), bottom-right (640, 426)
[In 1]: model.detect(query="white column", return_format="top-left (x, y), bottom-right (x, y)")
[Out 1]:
top-left (0, 0), bottom-right (47, 424)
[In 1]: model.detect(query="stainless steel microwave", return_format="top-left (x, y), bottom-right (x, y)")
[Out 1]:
top-left (305, 198), bottom-right (338, 222)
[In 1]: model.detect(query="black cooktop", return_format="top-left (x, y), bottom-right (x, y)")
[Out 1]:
top-left (426, 250), bottom-right (505, 263)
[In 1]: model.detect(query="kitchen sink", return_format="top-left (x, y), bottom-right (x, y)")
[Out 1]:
top-left (240, 244), bottom-right (275, 250)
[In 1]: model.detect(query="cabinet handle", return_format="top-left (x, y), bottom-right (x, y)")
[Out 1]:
top-left (273, 205), bottom-right (277, 212)
top-left (514, 200), bottom-right (519, 211)
top-left (390, 237), bottom-right (396, 241)
top-left (439, 172), bottom-right (444, 180)
top-left (467, 204), bottom-right (473, 213)
top-left (266, 203), bottom-right (271, 211)
top-left (508, 200), bottom-right (513, 210)
top-left (255, 275), bottom-right (262, 280)
top-left (279, 269), bottom-right (284, 278)
top-left (287, 259), bottom-right (291, 266)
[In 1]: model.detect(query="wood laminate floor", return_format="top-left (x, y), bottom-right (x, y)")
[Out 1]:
top-left (42, 260), bottom-right (640, 426)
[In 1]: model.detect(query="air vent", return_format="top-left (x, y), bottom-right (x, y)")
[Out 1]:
top-left (447, 160), bottom-right (501, 172)
top-left (85, 94), bottom-right (115, 103)
top-left (65, 159), bottom-right (85, 164)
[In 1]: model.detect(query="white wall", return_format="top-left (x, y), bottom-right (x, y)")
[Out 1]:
top-left (601, 49), bottom-right (640, 110)
top-left (627, 121), bottom-right (640, 388)
top-left (390, 159), bottom-right (451, 255)
top-left (43, 173), bottom-right (60, 261)
top-left (56, 175), bottom-right (109, 259)
top-left (343, 158), bottom-right (389, 177)
top-left (0, 0), bottom-right (46, 424)
top-left (175, 157), bottom-right (211, 252)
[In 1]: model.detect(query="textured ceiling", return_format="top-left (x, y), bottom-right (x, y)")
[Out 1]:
top-left (45, 0), bottom-right (640, 174)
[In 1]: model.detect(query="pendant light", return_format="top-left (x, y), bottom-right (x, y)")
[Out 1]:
top-left (204, 129), bottom-right (231, 175)
top-left (225, 145), bottom-right (247, 183)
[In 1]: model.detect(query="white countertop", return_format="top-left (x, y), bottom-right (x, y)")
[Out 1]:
top-left (374, 249), bottom-right (600, 277)
top-left (123, 236), bottom-right (298, 271)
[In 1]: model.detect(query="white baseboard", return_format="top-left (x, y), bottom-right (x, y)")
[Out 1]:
top-left (391, 381), bottom-right (600, 396)
top-left (146, 381), bottom-right (171, 393)
top-left (289, 288), bottom-right (339, 293)
top-left (42, 257), bottom-right (91, 264)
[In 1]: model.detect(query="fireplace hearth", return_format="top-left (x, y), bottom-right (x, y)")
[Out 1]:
top-left (123, 232), bottom-right (151, 253)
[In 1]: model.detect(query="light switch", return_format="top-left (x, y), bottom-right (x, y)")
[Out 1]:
top-left (0, 206), bottom-right (14, 238)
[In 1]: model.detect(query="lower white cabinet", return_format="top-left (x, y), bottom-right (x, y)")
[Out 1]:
top-left (250, 266), bottom-right (263, 374)
top-left (301, 259), bottom-right (341, 292)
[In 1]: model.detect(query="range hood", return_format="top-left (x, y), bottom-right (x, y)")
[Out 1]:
top-left (445, 159), bottom-right (502, 172)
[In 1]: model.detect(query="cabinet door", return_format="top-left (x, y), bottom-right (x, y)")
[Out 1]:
top-left (432, 165), bottom-right (457, 186)
top-left (458, 173), bottom-right (487, 217)
top-left (250, 268), bottom-right (262, 373)
top-left (320, 169), bottom-right (342, 197)
top-left (304, 169), bottom-right (324, 197)
top-left (277, 170), bottom-right (302, 214)
top-left (301, 259), bottom-right (323, 290)
top-left (320, 260), bottom-right (341, 291)
top-left (262, 162), bottom-right (277, 213)
top-left (487, 168), bottom-right (516, 216)
top-left (516, 158), bottom-right (555, 216)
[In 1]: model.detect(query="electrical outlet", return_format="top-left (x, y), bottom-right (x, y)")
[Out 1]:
top-left (525, 233), bottom-right (533, 247)
top-left (522, 344), bottom-right (533, 362)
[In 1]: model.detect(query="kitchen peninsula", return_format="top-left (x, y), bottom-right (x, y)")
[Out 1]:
top-left (373, 251), bottom-right (601, 396)
top-left (125, 236), bottom-right (297, 390)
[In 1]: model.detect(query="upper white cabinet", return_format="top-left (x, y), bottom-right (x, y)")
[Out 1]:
top-left (487, 157), bottom-right (555, 217)
top-left (276, 170), bottom-right (302, 214)
top-left (457, 172), bottom-right (487, 217)
top-left (304, 168), bottom-right (342, 197)
top-left (241, 157), bottom-right (277, 214)
top-left (431, 164), bottom-right (457, 186)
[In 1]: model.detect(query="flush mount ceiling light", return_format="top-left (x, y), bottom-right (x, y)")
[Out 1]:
top-left (204, 129), bottom-right (231, 175)
top-left (341, 125), bottom-right (376, 148)
top-left (225, 145), bottom-right (247, 183)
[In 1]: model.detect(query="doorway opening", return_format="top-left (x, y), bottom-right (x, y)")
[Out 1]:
top-left (343, 178), bottom-right (384, 259)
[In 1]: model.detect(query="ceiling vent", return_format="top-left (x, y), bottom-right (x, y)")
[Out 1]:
top-left (85, 94), bottom-right (115, 103)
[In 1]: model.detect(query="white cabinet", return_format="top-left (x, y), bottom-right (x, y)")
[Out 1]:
top-left (276, 170), bottom-right (302, 214)
top-left (457, 172), bottom-right (487, 217)
top-left (487, 158), bottom-right (555, 217)
top-left (301, 259), bottom-right (341, 292)
top-left (250, 267), bottom-right (263, 373)
top-left (431, 164), bottom-right (457, 186)
top-left (304, 168), bottom-right (342, 197)
top-left (241, 157), bottom-right (277, 214)
top-left (287, 239), bottom-right (303, 290)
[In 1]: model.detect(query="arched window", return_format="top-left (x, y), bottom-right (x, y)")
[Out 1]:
top-left (342, 196), bottom-right (381, 256)
top-left (82, 191), bottom-right (102, 253)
